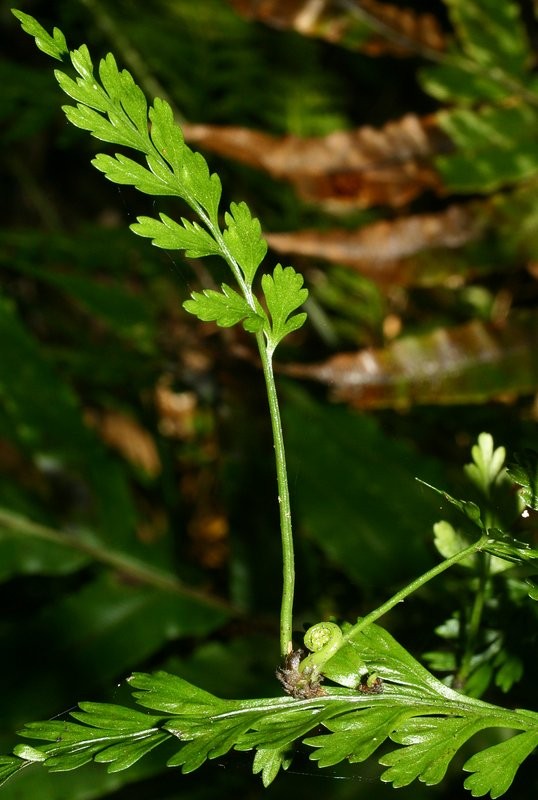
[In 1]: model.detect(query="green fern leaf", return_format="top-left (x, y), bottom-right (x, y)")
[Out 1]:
top-left (130, 214), bottom-right (220, 257)
top-left (93, 734), bottom-right (170, 772)
top-left (445, 0), bottom-right (531, 79)
top-left (11, 10), bottom-right (67, 61)
top-left (5, 650), bottom-right (538, 793)
top-left (261, 265), bottom-right (308, 354)
top-left (166, 718), bottom-right (254, 773)
top-left (481, 529), bottom-right (538, 568)
top-left (252, 746), bottom-right (292, 787)
top-left (64, 104), bottom-right (145, 150)
top-left (464, 432), bottom-right (506, 493)
top-left (222, 201), bottom-right (267, 284)
top-left (183, 285), bottom-right (263, 330)
top-left (416, 479), bottom-right (483, 527)
top-left (149, 99), bottom-right (222, 220)
top-left (463, 730), bottom-right (538, 798)
top-left (305, 706), bottom-right (405, 768)
top-left (421, 0), bottom-right (532, 104)
top-left (98, 53), bottom-right (148, 131)
top-left (70, 702), bottom-right (163, 732)
top-left (59, 50), bottom-right (150, 151)
top-left (7, 704), bottom-right (169, 778)
top-left (128, 671), bottom-right (229, 715)
top-left (380, 716), bottom-right (496, 788)
top-left (54, 69), bottom-right (109, 112)
top-left (0, 754), bottom-right (27, 783)
top-left (92, 152), bottom-right (174, 195)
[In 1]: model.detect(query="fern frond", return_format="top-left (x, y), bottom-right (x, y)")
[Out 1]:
top-left (4, 625), bottom-right (538, 795)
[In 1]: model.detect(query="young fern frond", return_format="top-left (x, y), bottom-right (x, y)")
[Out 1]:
top-left (11, 8), bottom-right (305, 660)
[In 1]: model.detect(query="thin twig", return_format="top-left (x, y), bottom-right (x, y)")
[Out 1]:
top-left (0, 507), bottom-right (236, 614)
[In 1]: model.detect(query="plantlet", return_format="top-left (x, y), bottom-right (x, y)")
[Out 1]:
top-left (2, 9), bottom-right (538, 798)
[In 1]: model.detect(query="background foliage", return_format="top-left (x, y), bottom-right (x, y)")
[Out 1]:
top-left (1, 0), bottom-right (537, 797)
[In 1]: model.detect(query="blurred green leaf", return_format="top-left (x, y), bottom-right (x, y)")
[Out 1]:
top-left (420, 60), bottom-right (511, 105)
top-left (0, 61), bottom-right (61, 143)
top-left (284, 388), bottom-right (444, 587)
top-left (437, 105), bottom-right (538, 192)
top-left (0, 571), bottom-right (229, 730)
top-left (482, 529), bottom-right (538, 569)
top-left (2, 259), bottom-right (153, 339)
top-left (494, 652), bottom-right (523, 694)
top-left (445, 0), bottom-right (531, 78)
top-left (421, 0), bottom-right (531, 105)
top-left (464, 432), bottom-right (506, 494)
top-left (433, 520), bottom-right (474, 565)
top-left (0, 292), bottom-right (137, 548)
top-left (0, 506), bottom-right (88, 580)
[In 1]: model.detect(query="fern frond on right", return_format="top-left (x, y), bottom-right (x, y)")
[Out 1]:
top-left (3, 613), bottom-right (538, 795)
top-left (2, 619), bottom-right (538, 796)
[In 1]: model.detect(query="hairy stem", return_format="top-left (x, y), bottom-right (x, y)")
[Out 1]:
top-left (201, 216), bottom-right (295, 659)
top-left (343, 534), bottom-right (489, 645)
top-left (456, 472), bottom-right (497, 688)
top-left (257, 334), bottom-right (295, 659)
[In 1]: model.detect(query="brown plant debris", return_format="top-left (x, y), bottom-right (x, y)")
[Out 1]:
top-left (183, 114), bottom-right (451, 210)
top-left (85, 409), bottom-right (162, 477)
top-left (188, 509), bottom-right (230, 569)
top-left (228, 0), bottom-right (446, 57)
top-left (285, 312), bottom-right (538, 408)
top-left (155, 378), bottom-right (198, 440)
top-left (266, 203), bottom-right (485, 287)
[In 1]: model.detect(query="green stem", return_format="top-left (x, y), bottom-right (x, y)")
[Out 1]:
top-left (257, 334), bottom-right (295, 659)
top-left (202, 218), bottom-right (294, 660)
top-left (343, 534), bottom-right (489, 645)
top-left (456, 499), bottom-right (495, 689)
top-left (456, 553), bottom-right (489, 689)
top-left (0, 507), bottom-right (235, 613)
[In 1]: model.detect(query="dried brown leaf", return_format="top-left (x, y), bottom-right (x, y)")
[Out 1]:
top-left (155, 378), bottom-right (198, 440)
top-left (86, 409), bottom-right (161, 477)
top-left (188, 510), bottom-right (230, 569)
top-left (266, 203), bottom-right (485, 286)
top-left (228, 0), bottom-right (446, 57)
top-left (358, 0), bottom-right (446, 56)
top-left (285, 312), bottom-right (538, 408)
top-left (183, 114), bottom-right (450, 210)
